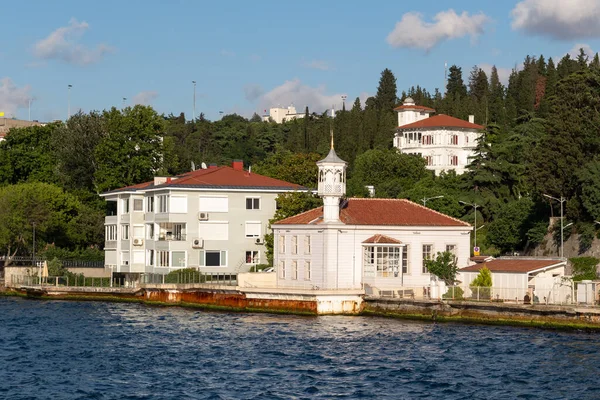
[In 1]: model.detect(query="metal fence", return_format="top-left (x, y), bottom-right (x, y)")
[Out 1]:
top-left (140, 272), bottom-right (238, 286)
top-left (12, 275), bottom-right (131, 288)
top-left (367, 285), bottom-right (588, 306)
top-left (61, 260), bottom-right (105, 269)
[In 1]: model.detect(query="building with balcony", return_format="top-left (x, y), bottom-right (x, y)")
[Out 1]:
top-left (393, 98), bottom-right (484, 175)
top-left (272, 143), bottom-right (472, 294)
top-left (100, 161), bottom-right (306, 281)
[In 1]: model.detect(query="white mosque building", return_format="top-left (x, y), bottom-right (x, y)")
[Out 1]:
top-left (272, 136), bottom-right (473, 296)
top-left (393, 97), bottom-right (485, 175)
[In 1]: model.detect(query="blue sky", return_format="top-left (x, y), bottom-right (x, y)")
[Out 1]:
top-left (1, 0), bottom-right (600, 121)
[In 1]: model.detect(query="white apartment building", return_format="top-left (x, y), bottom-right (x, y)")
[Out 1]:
top-left (393, 97), bottom-right (484, 175)
top-left (272, 144), bottom-right (472, 294)
top-left (101, 161), bottom-right (306, 280)
top-left (262, 105), bottom-right (305, 124)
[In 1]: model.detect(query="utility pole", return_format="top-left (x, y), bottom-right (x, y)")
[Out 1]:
top-left (67, 84), bottom-right (73, 119)
top-left (192, 80), bottom-right (197, 121)
top-left (544, 194), bottom-right (566, 258)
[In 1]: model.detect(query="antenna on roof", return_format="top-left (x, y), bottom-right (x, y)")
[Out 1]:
top-left (201, 162), bottom-right (207, 169)
top-left (191, 161), bottom-right (196, 171)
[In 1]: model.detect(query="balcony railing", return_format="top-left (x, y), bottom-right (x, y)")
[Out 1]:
top-left (156, 233), bottom-right (187, 241)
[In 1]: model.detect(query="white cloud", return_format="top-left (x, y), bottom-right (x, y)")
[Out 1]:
top-left (132, 91), bottom-right (158, 106)
top-left (479, 63), bottom-right (513, 85)
top-left (386, 9), bottom-right (489, 51)
top-left (511, 0), bottom-right (600, 40)
top-left (566, 43), bottom-right (594, 60)
top-left (243, 84), bottom-right (264, 102)
top-left (256, 79), bottom-right (347, 114)
top-left (0, 78), bottom-right (32, 117)
top-left (33, 18), bottom-right (113, 65)
top-left (302, 59), bottom-right (333, 71)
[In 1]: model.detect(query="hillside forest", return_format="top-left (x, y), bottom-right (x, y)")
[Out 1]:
top-left (1, 49), bottom-right (600, 263)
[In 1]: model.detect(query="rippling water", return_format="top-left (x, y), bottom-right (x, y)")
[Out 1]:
top-left (1, 297), bottom-right (599, 399)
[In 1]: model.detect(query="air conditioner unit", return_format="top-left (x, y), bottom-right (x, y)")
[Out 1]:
top-left (192, 238), bottom-right (204, 249)
top-left (198, 212), bottom-right (209, 221)
top-left (255, 237), bottom-right (264, 245)
top-left (133, 238), bottom-right (144, 246)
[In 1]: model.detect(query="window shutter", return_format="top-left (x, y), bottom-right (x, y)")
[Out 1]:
top-left (199, 250), bottom-right (205, 266)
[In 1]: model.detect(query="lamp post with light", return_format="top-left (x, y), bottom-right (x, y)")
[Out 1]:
top-left (543, 194), bottom-right (566, 258)
top-left (422, 195), bottom-right (444, 207)
top-left (460, 201), bottom-right (481, 250)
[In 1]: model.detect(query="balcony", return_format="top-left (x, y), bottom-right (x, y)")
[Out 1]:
top-left (156, 233), bottom-right (187, 241)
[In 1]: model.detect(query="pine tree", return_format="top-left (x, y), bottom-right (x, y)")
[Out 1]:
top-left (446, 65), bottom-right (468, 98)
top-left (590, 53), bottom-right (600, 71)
top-left (576, 48), bottom-right (589, 70)
top-left (488, 66), bottom-right (505, 125)
top-left (375, 68), bottom-right (398, 111)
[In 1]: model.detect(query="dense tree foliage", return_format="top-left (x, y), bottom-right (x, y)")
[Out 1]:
top-left (2, 48), bottom-right (600, 260)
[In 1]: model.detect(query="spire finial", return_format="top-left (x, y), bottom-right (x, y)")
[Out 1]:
top-left (330, 105), bottom-right (335, 149)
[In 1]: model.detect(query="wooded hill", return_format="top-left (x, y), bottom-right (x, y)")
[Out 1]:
top-left (1, 49), bottom-right (599, 260)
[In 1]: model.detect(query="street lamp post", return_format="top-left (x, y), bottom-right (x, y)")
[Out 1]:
top-left (460, 201), bottom-right (481, 249)
top-left (122, 97), bottom-right (127, 109)
top-left (32, 222), bottom-right (38, 284)
top-left (67, 84), bottom-right (73, 119)
top-left (422, 195), bottom-right (444, 207)
top-left (341, 95), bottom-right (347, 110)
top-left (192, 81), bottom-right (197, 121)
top-left (543, 194), bottom-right (566, 259)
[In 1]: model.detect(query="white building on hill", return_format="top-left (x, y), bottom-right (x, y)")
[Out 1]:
top-left (272, 141), bottom-right (473, 297)
top-left (393, 97), bottom-right (484, 175)
top-left (262, 105), bottom-right (305, 124)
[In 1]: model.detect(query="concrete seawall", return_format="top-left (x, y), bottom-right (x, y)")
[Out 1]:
top-left (364, 298), bottom-right (600, 328)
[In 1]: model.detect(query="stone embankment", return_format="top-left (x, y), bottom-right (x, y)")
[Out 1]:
top-left (3, 285), bottom-right (600, 330)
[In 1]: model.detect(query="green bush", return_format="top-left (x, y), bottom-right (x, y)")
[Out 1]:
top-left (442, 286), bottom-right (464, 300)
top-left (470, 266), bottom-right (492, 300)
top-left (570, 257), bottom-right (599, 281)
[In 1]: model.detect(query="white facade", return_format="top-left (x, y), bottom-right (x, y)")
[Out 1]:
top-left (101, 164), bottom-right (305, 277)
top-left (393, 98), bottom-right (483, 175)
top-left (262, 105), bottom-right (305, 124)
top-left (272, 144), bottom-right (472, 296)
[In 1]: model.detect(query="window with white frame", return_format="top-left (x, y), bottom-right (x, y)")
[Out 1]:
top-left (279, 260), bottom-right (286, 279)
top-left (422, 244), bottom-right (433, 273)
top-left (245, 251), bottom-right (259, 264)
top-left (198, 250), bottom-right (227, 267)
top-left (105, 225), bottom-right (117, 241)
top-left (199, 221), bottom-right (228, 241)
top-left (132, 225), bottom-right (144, 239)
top-left (172, 251), bottom-right (186, 267)
top-left (121, 251), bottom-right (130, 266)
top-left (402, 246), bottom-right (409, 274)
top-left (246, 197), bottom-right (260, 210)
top-left (446, 244), bottom-right (457, 255)
top-left (245, 221), bottom-right (261, 238)
top-left (121, 224), bottom-right (129, 240)
top-left (199, 196), bottom-right (228, 212)
top-left (133, 199), bottom-right (143, 212)
top-left (279, 235), bottom-right (286, 254)
top-left (363, 246), bottom-right (402, 277)
top-left (424, 155), bottom-right (433, 166)
top-left (157, 251), bottom-right (170, 267)
top-left (157, 195), bottom-right (169, 213)
top-left (146, 196), bottom-right (154, 212)
top-left (304, 261), bottom-right (311, 280)
top-left (170, 195), bottom-right (187, 213)
top-left (304, 235), bottom-right (311, 255)
top-left (450, 155), bottom-right (458, 166)
top-left (121, 198), bottom-right (129, 214)
top-left (291, 236), bottom-right (298, 255)
top-left (147, 249), bottom-right (154, 266)
top-left (146, 224), bottom-right (155, 240)
top-left (450, 134), bottom-right (459, 145)
top-left (292, 261), bottom-right (298, 280)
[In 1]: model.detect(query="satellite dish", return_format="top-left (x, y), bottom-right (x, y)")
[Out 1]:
top-left (191, 161), bottom-right (196, 171)
top-left (201, 162), bottom-right (207, 169)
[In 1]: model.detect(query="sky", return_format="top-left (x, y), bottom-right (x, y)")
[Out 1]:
top-left (1, 0), bottom-right (600, 122)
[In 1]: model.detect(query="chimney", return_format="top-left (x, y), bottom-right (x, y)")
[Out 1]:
top-left (209, 163), bottom-right (218, 169)
top-left (232, 160), bottom-right (244, 171)
top-left (468, 115), bottom-right (475, 124)
top-left (166, 177), bottom-right (172, 183)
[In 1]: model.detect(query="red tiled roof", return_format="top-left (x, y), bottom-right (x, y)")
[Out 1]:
top-left (274, 198), bottom-right (471, 227)
top-left (397, 114), bottom-right (484, 130)
top-left (393, 104), bottom-right (436, 112)
top-left (460, 258), bottom-right (565, 274)
top-left (103, 166), bottom-right (304, 194)
top-left (362, 234), bottom-right (402, 244)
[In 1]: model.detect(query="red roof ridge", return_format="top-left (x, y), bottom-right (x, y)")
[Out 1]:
top-left (397, 114), bottom-right (484, 130)
top-left (398, 198), bottom-right (471, 227)
top-left (363, 234), bottom-right (403, 244)
top-left (275, 206), bottom-right (323, 225)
